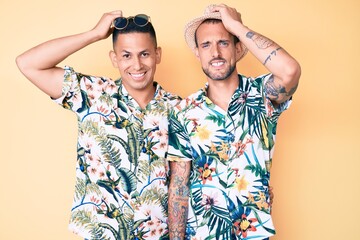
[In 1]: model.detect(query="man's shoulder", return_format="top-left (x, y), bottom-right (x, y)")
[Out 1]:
top-left (184, 87), bottom-right (204, 101)
top-left (64, 66), bottom-right (115, 83)
top-left (172, 88), bottom-right (204, 113)
top-left (154, 86), bottom-right (182, 107)
top-left (239, 73), bottom-right (272, 86)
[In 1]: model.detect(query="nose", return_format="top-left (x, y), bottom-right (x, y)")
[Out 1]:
top-left (133, 56), bottom-right (142, 70)
top-left (211, 45), bottom-right (221, 58)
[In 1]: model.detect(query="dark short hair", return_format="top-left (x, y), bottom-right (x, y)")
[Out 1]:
top-left (112, 18), bottom-right (157, 48)
top-left (194, 19), bottom-right (239, 48)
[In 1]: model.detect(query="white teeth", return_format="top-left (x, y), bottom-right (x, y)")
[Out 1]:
top-left (211, 62), bottom-right (224, 67)
top-left (130, 73), bottom-right (145, 77)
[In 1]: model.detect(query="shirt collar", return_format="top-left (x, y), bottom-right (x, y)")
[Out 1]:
top-left (116, 78), bottom-right (162, 106)
top-left (198, 75), bottom-right (243, 106)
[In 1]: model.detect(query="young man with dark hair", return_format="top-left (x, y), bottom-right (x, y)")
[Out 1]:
top-left (16, 10), bottom-right (180, 240)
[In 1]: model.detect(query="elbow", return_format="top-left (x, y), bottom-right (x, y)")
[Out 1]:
top-left (271, 60), bottom-right (301, 104)
top-left (15, 54), bottom-right (29, 75)
top-left (291, 60), bottom-right (301, 83)
top-left (15, 53), bottom-right (38, 84)
top-left (282, 59), bottom-right (301, 89)
top-left (15, 54), bottom-right (24, 72)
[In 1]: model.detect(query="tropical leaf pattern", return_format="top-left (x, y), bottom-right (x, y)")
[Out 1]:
top-left (54, 66), bottom-right (180, 240)
top-left (168, 74), bottom-right (291, 240)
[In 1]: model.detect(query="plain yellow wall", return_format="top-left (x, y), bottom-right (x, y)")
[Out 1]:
top-left (1, 0), bottom-right (359, 239)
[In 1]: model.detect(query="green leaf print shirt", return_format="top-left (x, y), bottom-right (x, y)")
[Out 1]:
top-left (53, 66), bottom-right (180, 240)
top-left (168, 74), bottom-right (291, 240)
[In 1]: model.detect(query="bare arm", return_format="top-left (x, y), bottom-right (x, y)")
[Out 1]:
top-left (15, 10), bottom-right (122, 99)
top-left (211, 4), bottom-right (301, 105)
top-left (168, 161), bottom-right (191, 240)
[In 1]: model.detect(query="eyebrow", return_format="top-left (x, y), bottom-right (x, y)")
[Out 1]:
top-left (200, 39), bottom-right (230, 46)
top-left (200, 41), bottom-right (210, 46)
top-left (218, 39), bottom-right (230, 44)
top-left (120, 49), bottom-right (150, 54)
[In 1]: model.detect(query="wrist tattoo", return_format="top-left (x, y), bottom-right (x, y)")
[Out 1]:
top-left (263, 47), bottom-right (282, 65)
top-left (246, 31), bottom-right (255, 39)
top-left (246, 31), bottom-right (274, 49)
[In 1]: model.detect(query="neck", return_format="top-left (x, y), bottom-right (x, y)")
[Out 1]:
top-left (126, 86), bottom-right (156, 109)
top-left (207, 75), bottom-right (239, 111)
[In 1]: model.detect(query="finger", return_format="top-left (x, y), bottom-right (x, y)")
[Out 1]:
top-left (108, 10), bottom-right (122, 23)
top-left (110, 10), bottom-right (122, 16)
top-left (211, 3), bottom-right (228, 12)
top-left (108, 10), bottom-right (122, 27)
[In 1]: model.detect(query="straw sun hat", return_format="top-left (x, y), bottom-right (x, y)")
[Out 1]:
top-left (184, 9), bottom-right (248, 60)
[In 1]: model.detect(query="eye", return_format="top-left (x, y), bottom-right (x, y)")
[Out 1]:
top-left (219, 41), bottom-right (229, 47)
top-left (122, 53), bottom-right (130, 59)
top-left (141, 52), bottom-right (150, 57)
top-left (201, 42), bottom-right (210, 49)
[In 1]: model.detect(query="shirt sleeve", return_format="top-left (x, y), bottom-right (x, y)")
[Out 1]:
top-left (259, 73), bottom-right (292, 122)
top-left (167, 104), bottom-right (193, 162)
top-left (52, 66), bottom-right (89, 113)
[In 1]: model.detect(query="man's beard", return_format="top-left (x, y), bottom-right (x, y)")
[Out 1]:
top-left (202, 61), bottom-right (236, 81)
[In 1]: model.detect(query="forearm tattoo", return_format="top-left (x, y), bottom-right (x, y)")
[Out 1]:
top-left (174, 175), bottom-right (190, 197)
top-left (168, 162), bottom-right (190, 239)
top-left (170, 202), bottom-right (188, 239)
top-left (246, 31), bottom-right (274, 49)
top-left (263, 47), bottom-right (282, 65)
top-left (265, 75), bottom-right (298, 100)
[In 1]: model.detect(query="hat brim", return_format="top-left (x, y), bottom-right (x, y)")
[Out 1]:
top-left (184, 11), bottom-right (248, 60)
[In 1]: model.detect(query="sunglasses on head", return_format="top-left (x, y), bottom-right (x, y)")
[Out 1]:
top-left (112, 14), bottom-right (151, 30)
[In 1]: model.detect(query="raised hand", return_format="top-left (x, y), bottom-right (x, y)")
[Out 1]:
top-left (92, 10), bottom-right (123, 40)
top-left (207, 4), bottom-right (244, 35)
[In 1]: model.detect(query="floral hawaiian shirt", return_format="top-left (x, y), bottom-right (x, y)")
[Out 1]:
top-left (53, 66), bottom-right (180, 240)
top-left (168, 74), bottom-right (291, 240)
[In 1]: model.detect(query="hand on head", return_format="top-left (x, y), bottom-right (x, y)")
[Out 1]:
top-left (205, 4), bottom-right (243, 33)
top-left (93, 10), bottom-right (123, 40)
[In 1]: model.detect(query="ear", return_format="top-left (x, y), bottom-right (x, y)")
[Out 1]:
top-left (155, 46), bottom-right (162, 64)
top-left (109, 50), bottom-right (118, 68)
top-left (235, 42), bottom-right (243, 62)
top-left (195, 48), bottom-right (200, 60)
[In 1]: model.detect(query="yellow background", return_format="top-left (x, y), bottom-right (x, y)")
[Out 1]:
top-left (1, 0), bottom-right (359, 239)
